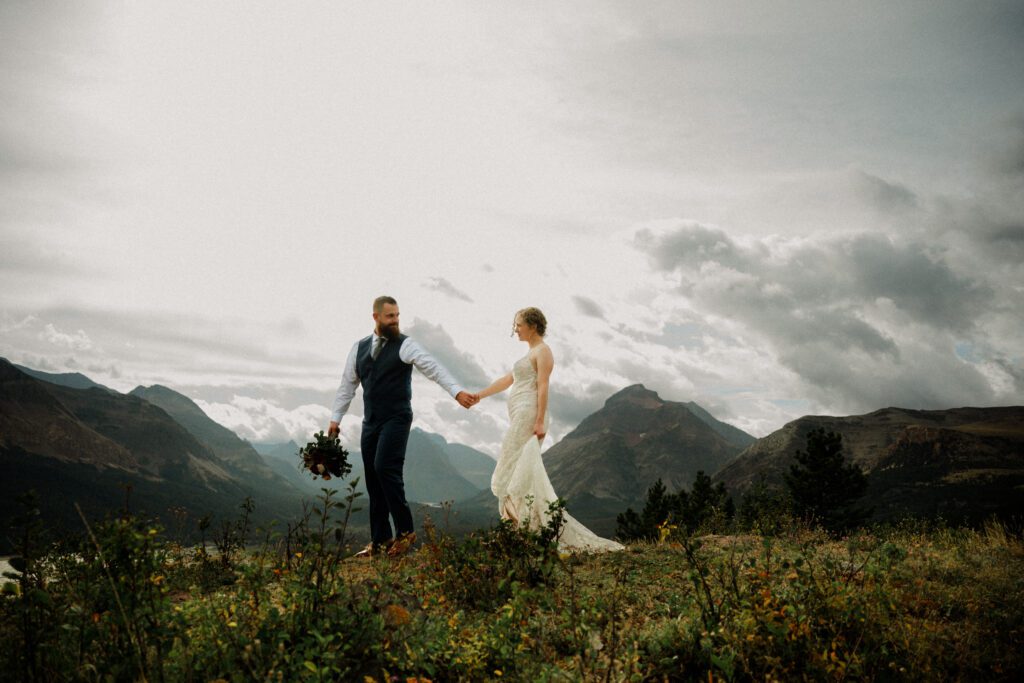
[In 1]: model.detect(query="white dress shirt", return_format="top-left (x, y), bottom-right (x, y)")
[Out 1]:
top-left (330, 333), bottom-right (465, 423)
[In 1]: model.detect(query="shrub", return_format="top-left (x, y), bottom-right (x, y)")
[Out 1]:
top-left (420, 498), bottom-right (566, 611)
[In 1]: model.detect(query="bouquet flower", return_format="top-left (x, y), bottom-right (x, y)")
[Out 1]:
top-left (298, 431), bottom-right (351, 480)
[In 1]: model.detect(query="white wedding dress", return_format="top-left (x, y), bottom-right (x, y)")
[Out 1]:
top-left (490, 354), bottom-right (624, 553)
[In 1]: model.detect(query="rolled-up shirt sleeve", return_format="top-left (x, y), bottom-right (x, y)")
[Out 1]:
top-left (329, 341), bottom-right (361, 423)
top-left (400, 338), bottom-right (464, 398)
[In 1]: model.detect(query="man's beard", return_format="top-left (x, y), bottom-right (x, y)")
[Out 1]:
top-left (380, 323), bottom-right (400, 340)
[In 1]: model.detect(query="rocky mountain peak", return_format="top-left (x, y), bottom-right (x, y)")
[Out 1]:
top-left (605, 384), bottom-right (664, 409)
top-left (542, 385), bottom-right (755, 535)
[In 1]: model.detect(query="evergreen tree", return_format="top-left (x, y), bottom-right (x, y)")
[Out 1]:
top-left (784, 428), bottom-right (869, 535)
top-left (681, 471), bottom-right (732, 533)
top-left (738, 477), bottom-right (792, 535)
top-left (616, 479), bottom-right (672, 541)
top-left (616, 474), bottom-right (735, 541)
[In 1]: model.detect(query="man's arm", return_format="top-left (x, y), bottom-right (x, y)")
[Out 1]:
top-left (399, 338), bottom-right (476, 407)
top-left (328, 341), bottom-right (361, 436)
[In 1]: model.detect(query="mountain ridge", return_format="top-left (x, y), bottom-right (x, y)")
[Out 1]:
top-left (6, 355), bottom-right (1020, 544)
top-left (129, 384), bottom-right (283, 484)
top-left (713, 405), bottom-right (1024, 524)
top-left (14, 364), bottom-right (115, 393)
top-left (0, 360), bottom-right (301, 552)
top-left (545, 384), bottom-right (753, 504)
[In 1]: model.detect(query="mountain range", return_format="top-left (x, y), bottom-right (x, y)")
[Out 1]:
top-left (1, 359), bottom-right (305, 551)
top-left (3, 356), bottom-right (1021, 549)
top-left (451, 388), bottom-right (1023, 536)
top-left (0, 359), bottom-right (495, 552)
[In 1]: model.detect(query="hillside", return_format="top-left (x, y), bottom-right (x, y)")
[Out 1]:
top-left (542, 385), bottom-right (752, 533)
top-left (411, 429), bottom-right (496, 492)
top-left (0, 361), bottom-right (301, 552)
top-left (14, 364), bottom-right (115, 393)
top-left (714, 406), bottom-right (1024, 524)
top-left (263, 429), bottom-right (490, 504)
top-left (1, 360), bottom-right (137, 471)
top-left (130, 384), bottom-right (283, 484)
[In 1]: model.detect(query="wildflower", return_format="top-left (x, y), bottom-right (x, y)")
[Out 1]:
top-left (227, 621), bottom-right (237, 628)
top-left (494, 670), bottom-right (503, 677)
top-left (656, 518), bottom-right (677, 545)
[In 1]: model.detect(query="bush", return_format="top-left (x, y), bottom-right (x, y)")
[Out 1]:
top-left (419, 498), bottom-right (566, 611)
top-left (3, 490), bottom-right (1022, 681)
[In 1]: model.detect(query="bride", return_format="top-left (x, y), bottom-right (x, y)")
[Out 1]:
top-left (473, 307), bottom-right (624, 553)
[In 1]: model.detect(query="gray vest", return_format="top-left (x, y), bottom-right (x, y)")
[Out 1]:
top-left (356, 334), bottom-right (412, 425)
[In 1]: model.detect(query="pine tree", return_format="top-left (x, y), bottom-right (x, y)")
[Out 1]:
top-left (616, 479), bottom-right (672, 541)
top-left (682, 471), bottom-right (732, 533)
top-left (616, 474), bottom-right (735, 540)
top-left (784, 428), bottom-right (869, 535)
top-left (738, 477), bottom-right (791, 535)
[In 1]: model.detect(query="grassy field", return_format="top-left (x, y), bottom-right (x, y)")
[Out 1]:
top-left (2, 492), bottom-right (1022, 681)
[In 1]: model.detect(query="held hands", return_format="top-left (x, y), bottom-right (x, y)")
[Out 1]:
top-left (456, 391), bottom-right (480, 409)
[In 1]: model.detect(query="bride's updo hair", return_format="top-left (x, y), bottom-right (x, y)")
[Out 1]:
top-left (514, 307), bottom-right (547, 337)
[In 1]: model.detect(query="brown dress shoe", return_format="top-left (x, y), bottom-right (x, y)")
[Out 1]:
top-left (387, 532), bottom-right (416, 558)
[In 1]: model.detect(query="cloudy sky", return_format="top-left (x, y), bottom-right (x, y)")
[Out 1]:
top-left (2, 1), bottom-right (1022, 456)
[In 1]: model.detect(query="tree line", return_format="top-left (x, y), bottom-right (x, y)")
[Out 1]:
top-left (616, 428), bottom-right (870, 540)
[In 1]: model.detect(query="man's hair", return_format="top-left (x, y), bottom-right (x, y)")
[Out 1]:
top-left (373, 296), bottom-right (398, 314)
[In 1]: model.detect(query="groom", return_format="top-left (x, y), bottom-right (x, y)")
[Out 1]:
top-left (328, 295), bottom-right (477, 557)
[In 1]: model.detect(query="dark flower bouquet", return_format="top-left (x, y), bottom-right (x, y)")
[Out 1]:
top-left (298, 430), bottom-right (351, 480)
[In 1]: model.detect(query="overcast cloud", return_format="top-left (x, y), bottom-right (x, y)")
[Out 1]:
top-left (2, 1), bottom-right (1022, 452)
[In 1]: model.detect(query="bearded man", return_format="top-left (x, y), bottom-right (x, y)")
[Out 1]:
top-left (328, 296), bottom-right (476, 557)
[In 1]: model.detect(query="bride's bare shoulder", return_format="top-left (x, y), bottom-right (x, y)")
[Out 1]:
top-left (530, 342), bottom-right (554, 363)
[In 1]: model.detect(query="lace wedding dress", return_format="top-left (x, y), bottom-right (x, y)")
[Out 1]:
top-left (490, 354), bottom-right (624, 553)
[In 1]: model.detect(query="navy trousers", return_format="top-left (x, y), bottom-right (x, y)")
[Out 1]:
top-left (360, 415), bottom-right (414, 544)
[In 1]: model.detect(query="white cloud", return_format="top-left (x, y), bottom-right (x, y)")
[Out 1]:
top-left (2, 1), bottom-right (1021, 448)
top-left (196, 396), bottom-right (330, 446)
top-left (632, 208), bottom-right (1023, 416)
top-left (0, 313), bottom-right (37, 334)
top-left (39, 323), bottom-right (92, 350)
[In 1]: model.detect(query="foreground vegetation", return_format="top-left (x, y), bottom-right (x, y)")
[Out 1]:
top-left (2, 487), bottom-right (1022, 682)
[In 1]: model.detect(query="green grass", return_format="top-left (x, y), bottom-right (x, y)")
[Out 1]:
top-left (2, 492), bottom-right (1022, 682)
